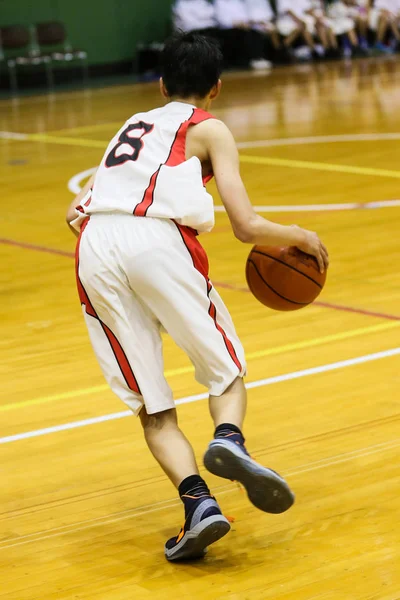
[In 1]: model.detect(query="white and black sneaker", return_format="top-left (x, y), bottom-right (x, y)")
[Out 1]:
top-left (164, 496), bottom-right (230, 562)
top-left (204, 437), bottom-right (295, 514)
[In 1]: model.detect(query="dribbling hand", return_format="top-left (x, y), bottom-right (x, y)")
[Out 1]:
top-left (291, 225), bottom-right (329, 273)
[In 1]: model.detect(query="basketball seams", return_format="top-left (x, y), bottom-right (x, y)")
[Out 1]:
top-left (252, 250), bottom-right (323, 289)
top-left (247, 259), bottom-right (309, 306)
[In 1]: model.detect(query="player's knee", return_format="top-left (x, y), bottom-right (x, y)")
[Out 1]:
top-left (140, 407), bottom-right (178, 432)
top-left (216, 375), bottom-right (246, 398)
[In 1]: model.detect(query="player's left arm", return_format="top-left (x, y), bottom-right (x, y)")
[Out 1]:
top-left (66, 171), bottom-right (96, 236)
top-left (191, 119), bottom-right (328, 272)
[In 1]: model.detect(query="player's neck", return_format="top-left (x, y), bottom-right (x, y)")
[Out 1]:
top-left (168, 96), bottom-right (211, 111)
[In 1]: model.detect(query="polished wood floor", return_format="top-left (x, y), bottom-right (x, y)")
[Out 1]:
top-left (1, 57), bottom-right (400, 600)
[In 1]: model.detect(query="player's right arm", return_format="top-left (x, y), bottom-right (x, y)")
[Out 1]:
top-left (199, 120), bottom-right (329, 273)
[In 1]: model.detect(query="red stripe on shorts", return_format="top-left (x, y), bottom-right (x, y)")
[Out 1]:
top-left (100, 323), bottom-right (141, 394)
top-left (206, 281), bottom-right (242, 372)
top-left (175, 222), bottom-right (242, 373)
top-left (175, 222), bottom-right (209, 279)
top-left (75, 218), bottom-right (141, 395)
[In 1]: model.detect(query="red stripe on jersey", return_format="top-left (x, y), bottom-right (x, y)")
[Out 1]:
top-left (75, 219), bottom-right (141, 395)
top-left (133, 169), bottom-right (160, 217)
top-left (164, 108), bottom-right (215, 179)
top-left (133, 108), bottom-right (215, 216)
top-left (174, 222), bottom-right (241, 372)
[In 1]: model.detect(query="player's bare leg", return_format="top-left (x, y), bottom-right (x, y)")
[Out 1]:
top-left (140, 407), bottom-right (230, 561)
top-left (348, 29), bottom-right (359, 48)
top-left (140, 408), bottom-right (199, 486)
top-left (209, 376), bottom-right (247, 429)
top-left (283, 27), bottom-right (302, 49)
top-left (388, 18), bottom-right (400, 42)
top-left (327, 28), bottom-right (339, 51)
top-left (357, 15), bottom-right (368, 40)
top-left (204, 377), bottom-right (295, 514)
top-left (315, 22), bottom-right (329, 50)
top-left (302, 27), bottom-right (318, 52)
top-left (269, 29), bottom-right (281, 51)
top-left (376, 13), bottom-right (389, 44)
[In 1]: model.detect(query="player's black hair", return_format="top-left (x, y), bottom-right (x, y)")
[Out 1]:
top-left (161, 31), bottom-right (223, 99)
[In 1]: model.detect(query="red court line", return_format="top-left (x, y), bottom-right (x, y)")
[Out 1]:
top-left (0, 238), bottom-right (75, 258)
top-left (312, 300), bottom-right (400, 321)
top-left (213, 280), bottom-right (400, 321)
top-left (2, 237), bottom-right (399, 322)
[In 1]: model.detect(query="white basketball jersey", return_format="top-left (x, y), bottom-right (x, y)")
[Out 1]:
top-left (73, 101), bottom-right (216, 233)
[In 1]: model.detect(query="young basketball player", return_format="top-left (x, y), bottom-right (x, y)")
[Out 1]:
top-left (66, 32), bottom-right (329, 562)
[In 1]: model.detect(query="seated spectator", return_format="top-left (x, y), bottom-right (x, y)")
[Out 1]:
top-left (243, 0), bottom-right (283, 60)
top-left (342, 0), bottom-right (370, 51)
top-left (214, 0), bottom-right (272, 69)
top-left (172, 0), bottom-right (218, 37)
top-left (309, 0), bottom-right (342, 57)
top-left (327, 1), bottom-right (368, 56)
top-left (276, 0), bottom-right (325, 59)
top-left (369, 0), bottom-right (400, 52)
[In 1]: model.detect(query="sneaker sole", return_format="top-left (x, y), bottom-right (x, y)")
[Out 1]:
top-left (165, 515), bottom-right (231, 562)
top-left (204, 440), bottom-right (295, 514)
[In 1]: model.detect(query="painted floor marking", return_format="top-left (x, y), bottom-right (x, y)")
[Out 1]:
top-left (1, 346), bottom-right (399, 445)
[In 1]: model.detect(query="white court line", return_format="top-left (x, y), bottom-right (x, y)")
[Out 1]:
top-left (0, 131), bottom-right (28, 140)
top-left (6, 131), bottom-right (400, 148)
top-left (214, 200), bottom-right (400, 213)
top-left (1, 347), bottom-right (399, 445)
top-left (236, 132), bottom-right (400, 149)
top-left (68, 167), bottom-right (97, 194)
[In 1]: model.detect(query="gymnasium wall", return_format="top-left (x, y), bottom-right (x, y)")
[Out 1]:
top-left (0, 0), bottom-right (174, 65)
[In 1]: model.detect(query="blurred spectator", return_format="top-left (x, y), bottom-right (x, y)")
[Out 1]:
top-left (172, 0), bottom-right (218, 37)
top-left (276, 0), bottom-right (326, 58)
top-left (310, 0), bottom-right (342, 56)
top-left (369, 0), bottom-right (400, 52)
top-left (341, 1), bottom-right (370, 51)
top-left (171, 0), bottom-right (400, 69)
top-left (214, 0), bottom-right (272, 69)
top-left (327, 1), bottom-right (368, 56)
top-left (243, 0), bottom-right (283, 59)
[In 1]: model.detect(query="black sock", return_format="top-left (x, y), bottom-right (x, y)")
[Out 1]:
top-left (214, 423), bottom-right (245, 445)
top-left (179, 475), bottom-right (211, 518)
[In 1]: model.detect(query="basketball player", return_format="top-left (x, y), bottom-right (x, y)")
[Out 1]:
top-left (66, 32), bottom-right (329, 562)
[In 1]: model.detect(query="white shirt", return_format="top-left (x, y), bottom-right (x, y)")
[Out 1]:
top-left (374, 0), bottom-right (400, 13)
top-left (277, 0), bottom-right (313, 17)
top-left (214, 0), bottom-right (250, 28)
top-left (73, 102), bottom-right (215, 234)
top-left (172, 0), bottom-right (216, 32)
top-left (244, 0), bottom-right (274, 21)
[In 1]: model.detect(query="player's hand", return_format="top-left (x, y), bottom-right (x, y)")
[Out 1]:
top-left (291, 225), bottom-right (329, 273)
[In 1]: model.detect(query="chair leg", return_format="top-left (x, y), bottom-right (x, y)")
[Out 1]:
top-left (45, 59), bottom-right (54, 90)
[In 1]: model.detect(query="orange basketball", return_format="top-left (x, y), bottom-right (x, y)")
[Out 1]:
top-left (245, 245), bottom-right (327, 311)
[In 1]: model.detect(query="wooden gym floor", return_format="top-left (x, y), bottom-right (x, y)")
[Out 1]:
top-left (1, 57), bottom-right (400, 600)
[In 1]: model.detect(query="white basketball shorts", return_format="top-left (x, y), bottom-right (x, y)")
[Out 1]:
top-left (276, 14), bottom-right (315, 36)
top-left (76, 214), bottom-right (246, 416)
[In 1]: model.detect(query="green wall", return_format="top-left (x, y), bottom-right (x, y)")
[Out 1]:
top-left (0, 0), bottom-right (174, 64)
